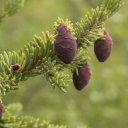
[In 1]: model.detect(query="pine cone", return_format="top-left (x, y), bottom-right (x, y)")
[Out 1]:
top-left (54, 23), bottom-right (77, 64)
top-left (73, 63), bottom-right (91, 91)
top-left (94, 30), bottom-right (113, 62)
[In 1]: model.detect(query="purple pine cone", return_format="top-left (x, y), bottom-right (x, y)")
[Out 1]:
top-left (0, 102), bottom-right (3, 118)
top-left (54, 23), bottom-right (77, 64)
top-left (73, 63), bottom-right (91, 91)
top-left (94, 30), bottom-right (113, 62)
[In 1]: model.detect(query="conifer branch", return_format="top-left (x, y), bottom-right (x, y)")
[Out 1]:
top-left (0, 0), bottom-right (124, 127)
top-left (0, 103), bottom-right (66, 128)
top-left (0, 0), bottom-right (25, 22)
top-left (75, 0), bottom-right (123, 48)
top-left (0, 32), bottom-right (69, 94)
top-left (0, 0), bottom-right (123, 95)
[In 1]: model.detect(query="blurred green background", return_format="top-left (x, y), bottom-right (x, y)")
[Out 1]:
top-left (0, 0), bottom-right (128, 128)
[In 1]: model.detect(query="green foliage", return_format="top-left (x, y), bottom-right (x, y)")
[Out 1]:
top-left (0, 0), bottom-right (123, 95)
top-left (0, 32), bottom-right (70, 94)
top-left (0, 0), bottom-right (126, 127)
top-left (103, 0), bottom-right (123, 17)
top-left (54, 17), bottom-right (75, 35)
top-left (75, 0), bottom-right (123, 48)
top-left (0, 103), bottom-right (66, 128)
top-left (0, 0), bottom-right (25, 22)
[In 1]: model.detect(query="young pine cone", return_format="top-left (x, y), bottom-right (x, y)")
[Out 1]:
top-left (54, 23), bottom-right (77, 64)
top-left (94, 30), bottom-right (113, 62)
top-left (73, 63), bottom-right (91, 91)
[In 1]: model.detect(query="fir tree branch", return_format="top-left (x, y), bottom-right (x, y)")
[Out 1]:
top-left (0, 32), bottom-right (69, 94)
top-left (0, 0), bottom-right (123, 95)
top-left (0, 103), bottom-right (66, 128)
top-left (103, 0), bottom-right (123, 17)
top-left (0, 0), bottom-right (25, 22)
top-left (75, 0), bottom-right (123, 48)
top-left (0, 0), bottom-right (123, 127)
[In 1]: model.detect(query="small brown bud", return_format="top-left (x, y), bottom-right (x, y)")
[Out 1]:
top-left (11, 64), bottom-right (21, 73)
top-left (32, 43), bottom-right (36, 48)
top-left (45, 31), bottom-right (49, 39)
top-left (38, 52), bottom-right (43, 60)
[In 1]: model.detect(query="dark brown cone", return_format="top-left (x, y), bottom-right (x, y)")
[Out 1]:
top-left (54, 23), bottom-right (77, 64)
top-left (0, 102), bottom-right (4, 118)
top-left (73, 63), bottom-right (91, 91)
top-left (94, 30), bottom-right (113, 62)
